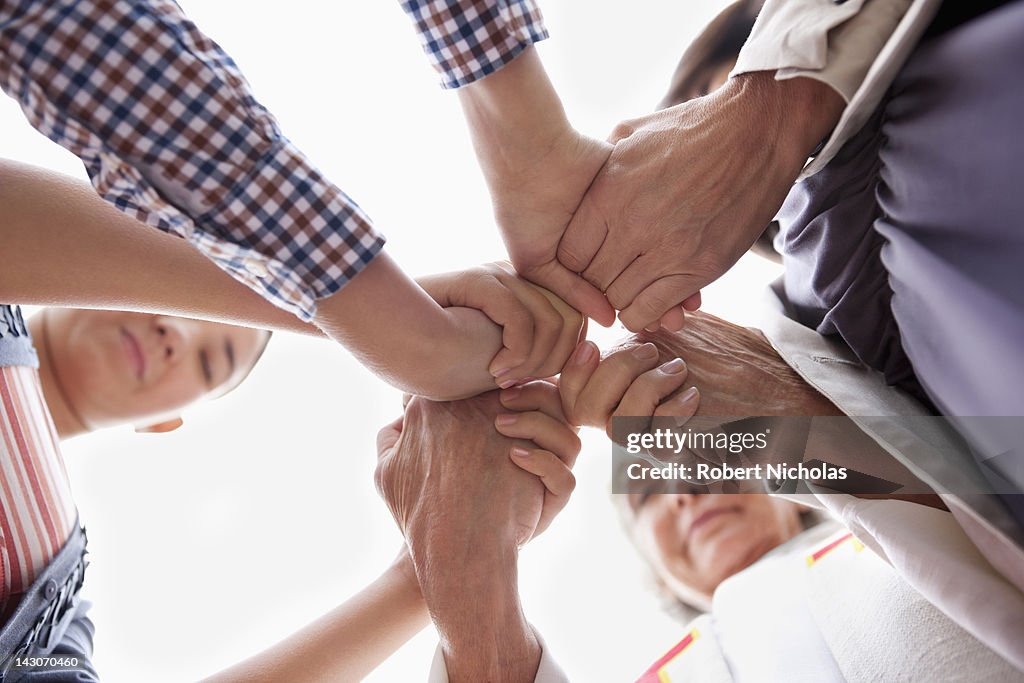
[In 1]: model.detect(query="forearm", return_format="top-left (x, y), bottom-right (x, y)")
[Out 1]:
top-left (203, 557), bottom-right (429, 683)
top-left (726, 71), bottom-right (845, 179)
top-left (422, 546), bottom-right (540, 682)
top-left (314, 254), bottom-right (502, 400)
top-left (732, 0), bottom-right (931, 176)
top-left (0, 160), bottom-right (317, 336)
top-left (458, 46), bottom-right (572, 191)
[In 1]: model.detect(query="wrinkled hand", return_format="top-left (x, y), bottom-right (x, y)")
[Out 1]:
top-left (558, 73), bottom-right (844, 332)
top-left (613, 312), bottom-right (843, 417)
top-left (557, 340), bottom-right (700, 440)
top-left (375, 389), bottom-right (579, 681)
top-left (418, 262), bottom-right (586, 388)
top-left (374, 389), bottom-right (581, 559)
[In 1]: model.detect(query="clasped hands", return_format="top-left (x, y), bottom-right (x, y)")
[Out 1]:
top-left (470, 62), bottom-right (844, 337)
top-left (371, 328), bottom-right (707, 680)
top-left (372, 303), bottom-right (866, 680)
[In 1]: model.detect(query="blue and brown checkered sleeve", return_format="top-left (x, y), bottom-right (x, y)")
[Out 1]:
top-left (400, 0), bottom-right (549, 89)
top-left (0, 0), bottom-right (384, 321)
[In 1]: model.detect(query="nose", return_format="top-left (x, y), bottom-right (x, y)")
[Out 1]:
top-left (671, 492), bottom-right (696, 510)
top-left (152, 316), bottom-right (190, 364)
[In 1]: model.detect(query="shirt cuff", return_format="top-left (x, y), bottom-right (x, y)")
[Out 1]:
top-left (731, 0), bottom-right (920, 179)
top-left (427, 626), bottom-right (569, 682)
top-left (731, 0), bottom-right (869, 81)
top-left (400, 0), bottom-right (549, 89)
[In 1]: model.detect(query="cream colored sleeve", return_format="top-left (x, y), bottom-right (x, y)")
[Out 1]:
top-left (732, 0), bottom-right (942, 178)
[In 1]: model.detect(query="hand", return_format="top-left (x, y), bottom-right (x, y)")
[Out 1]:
top-left (458, 47), bottom-right (617, 326)
top-left (558, 73), bottom-right (845, 332)
top-left (496, 380), bottom-right (581, 537)
top-left (418, 262), bottom-right (586, 388)
top-left (557, 340), bottom-right (700, 439)
top-left (488, 129), bottom-right (615, 328)
top-left (613, 312), bottom-right (843, 417)
top-left (374, 390), bottom-right (580, 681)
top-left (374, 388), bottom-right (581, 554)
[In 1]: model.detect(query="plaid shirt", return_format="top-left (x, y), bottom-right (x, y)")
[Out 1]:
top-left (400, 0), bottom-right (548, 89)
top-left (0, 0), bottom-right (546, 320)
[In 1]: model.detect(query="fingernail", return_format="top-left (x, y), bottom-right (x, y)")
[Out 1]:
top-left (510, 446), bottom-right (531, 458)
top-left (660, 358), bottom-right (686, 374)
top-left (498, 378), bottom-right (518, 389)
top-left (633, 343), bottom-right (658, 361)
top-left (492, 366), bottom-right (513, 378)
top-left (501, 387), bottom-right (522, 402)
top-left (573, 342), bottom-right (596, 366)
top-left (496, 413), bottom-right (518, 426)
top-left (644, 323), bottom-right (660, 333)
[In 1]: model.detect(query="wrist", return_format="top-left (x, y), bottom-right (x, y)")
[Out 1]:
top-left (459, 46), bottom-right (573, 185)
top-left (431, 307), bottom-right (502, 400)
top-left (423, 546), bottom-right (539, 681)
top-left (386, 550), bottom-right (423, 602)
top-left (728, 71), bottom-right (845, 173)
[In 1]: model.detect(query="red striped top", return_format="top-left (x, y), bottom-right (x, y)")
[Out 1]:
top-left (0, 365), bottom-right (77, 615)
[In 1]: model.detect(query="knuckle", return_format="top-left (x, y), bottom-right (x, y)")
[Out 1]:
top-left (611, 120), bottom-right (635, 140)
top-left (557, 243), bottom-right (591, 271)
top-left (605, 284), bottom-right (632, 311)
top-left (568, 432), bottom-right (582, 455)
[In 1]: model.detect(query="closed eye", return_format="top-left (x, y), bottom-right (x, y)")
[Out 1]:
top-left (200, 349), bottom-right (213, 387)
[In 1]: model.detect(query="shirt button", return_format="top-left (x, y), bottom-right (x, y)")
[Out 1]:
top-left (244, 257), bottom-right (270, 279)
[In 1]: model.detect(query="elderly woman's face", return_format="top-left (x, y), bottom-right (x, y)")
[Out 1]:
top-left (626, 492), bottom-right (802, 608)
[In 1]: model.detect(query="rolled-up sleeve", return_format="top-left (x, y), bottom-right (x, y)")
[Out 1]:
top-left (0, 0), bottom-right (385, 321)
top-left (399, 0), bottom-right (549, 89)
top-left (731, 0), bottom-right (939, 178)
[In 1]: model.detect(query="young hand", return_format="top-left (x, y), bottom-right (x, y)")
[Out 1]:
top-left (557, 340), bottom-right (700, 439)
top-left (496, 380), bottom-right (581, 539)
top-left (419, 262), bottom-right (586, 389)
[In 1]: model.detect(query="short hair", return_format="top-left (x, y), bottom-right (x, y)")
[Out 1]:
top-left (659, 0), bottom-right (763, 109)
top-left (610, 489), bottom-right (828, 622)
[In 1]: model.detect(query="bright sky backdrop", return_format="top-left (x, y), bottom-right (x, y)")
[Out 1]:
top-left (1, 1), bottom-right (783, 679)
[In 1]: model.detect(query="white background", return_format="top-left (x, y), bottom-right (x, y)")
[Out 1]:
top-left (1, 1), bottom-right (783, 680)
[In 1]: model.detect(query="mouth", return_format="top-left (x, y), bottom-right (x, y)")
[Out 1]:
top-left (120, 328), bottom-right (146, 381)
top-left (687, 506), bottom-right (740, 540)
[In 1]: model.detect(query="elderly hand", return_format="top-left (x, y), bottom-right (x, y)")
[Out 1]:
top-left (615, 312), bottom-right (842, 417)
top-left (374, 389), bottom-right (580, 681)
top-left (418, 262), bottom-right (586, 388)
top-left (558, 73), bottom-right (844, 332)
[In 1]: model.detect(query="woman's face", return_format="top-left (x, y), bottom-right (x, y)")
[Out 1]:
top-left (626, 491), bottom-right (802, 608)
top-left (44, 309), bottom-right (267, 429)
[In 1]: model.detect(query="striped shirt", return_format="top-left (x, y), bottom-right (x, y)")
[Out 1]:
top-left (0, 0), bottom-right (547, 321)
top-left (0, 365), bottom-right (77, 616)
